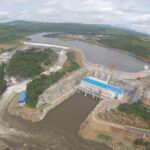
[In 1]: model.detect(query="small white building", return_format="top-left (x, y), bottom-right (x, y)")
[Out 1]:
top-left (79, 77), bottom-right (124, 100)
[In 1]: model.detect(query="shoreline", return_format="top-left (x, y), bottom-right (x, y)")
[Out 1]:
top-left (8, 88), bottom-right (75, 122)
top-left (48, 34), bottom-right (150, 64)
top-left (74, 36), bottom-right (150, 64)
top-left (79, 99), bottom-right (150, 150)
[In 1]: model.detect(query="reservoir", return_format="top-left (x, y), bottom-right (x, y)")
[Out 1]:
top-left (28, 33), bottom-right (150, 72)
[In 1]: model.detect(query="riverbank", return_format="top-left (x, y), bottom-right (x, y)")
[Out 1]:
top-left (79, 98), bottom-right (150, 150)
top-left (92, 38), bottom-right (150, 64)
top-left (48, 34), bottom-right (150, 64)
top-left (8, 88), bottom-right (75, 122)
top-left (70, 34), bottom-right (150, 64)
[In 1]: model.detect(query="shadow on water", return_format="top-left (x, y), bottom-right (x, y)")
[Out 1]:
top-left (3, 94), bottom-right (112, 150)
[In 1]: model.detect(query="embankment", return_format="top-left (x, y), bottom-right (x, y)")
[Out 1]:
top-left (79, 99), bottom-right (150, 150)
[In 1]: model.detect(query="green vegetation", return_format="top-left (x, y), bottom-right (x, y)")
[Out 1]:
top-left (0, 20), bottom-right (145, 44)
top-left (0, 64), bottom-right (6, 90)
top-left (63, 61), bottom-right (80, 72)
top-left (7, 48), bottom-right (57, 78)
top-left (0, 24), bottom-right (31, 44)
top-left (133, 138), bottom-right (150, 147)
top-left (44, 58), bottom-right (51, 66)
top-left (26, 72), bottom-right (66, 108)
top-left (26, 60), bottom-right (80, 108)
top-left (97, 134), bottom-right (112, 141)
top-left (99, 36), bottom-right (150, 58)
top-left (118, 101), bottom-right (150, 121)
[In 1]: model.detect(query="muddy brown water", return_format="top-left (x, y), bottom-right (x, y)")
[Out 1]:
top-left (2, 94), bottom-right (112, 150)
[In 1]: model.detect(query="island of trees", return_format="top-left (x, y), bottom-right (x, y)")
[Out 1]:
top-left (7, 48), bottom-right (57, 78)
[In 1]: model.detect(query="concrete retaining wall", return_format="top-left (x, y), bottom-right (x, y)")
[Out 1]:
top-left (37, 67), bottom-right (88, 108)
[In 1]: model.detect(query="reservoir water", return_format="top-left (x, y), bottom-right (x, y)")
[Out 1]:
top-left (28, 33), bottom-right (150, 72)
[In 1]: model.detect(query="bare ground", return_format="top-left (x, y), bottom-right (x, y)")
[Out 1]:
top-left (79, 99), bottom-right (150, 150)
top-left (98, 108), bottom-right (150, 129)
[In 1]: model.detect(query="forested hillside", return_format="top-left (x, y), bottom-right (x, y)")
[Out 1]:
top-left (98, 36), bottom-right (150, 58)
top-left (0, 20), bottom-right (145, 44)
top-left (0, 24), bottom-right (31, 44)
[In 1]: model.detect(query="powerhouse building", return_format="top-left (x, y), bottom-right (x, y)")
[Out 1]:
top-left (79, 77), bottom-right (124, 100)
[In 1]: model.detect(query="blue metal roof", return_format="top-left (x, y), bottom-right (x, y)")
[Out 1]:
top-left (18, 91), bottom-right (27, 103)
top-left (82, 77), bottom-right (123, 94)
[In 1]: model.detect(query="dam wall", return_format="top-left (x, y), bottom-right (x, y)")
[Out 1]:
top-left (87, 64), bottom-right (150, 80)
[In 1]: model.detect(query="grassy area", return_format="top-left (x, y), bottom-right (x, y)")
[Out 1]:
top-left (97, 134), bottom-right (112, 141)
top-left (118, 101), bottom-right (150, 121)
top-left (0, 64), bottom-right (6, 90)
top-left (133, 139), bottom-right (150, 147)
top-left (26, 60), bottom-right (80, 108)
top-left (7, 48), bottom-right (57, 78)
top-left (98, 36), bottom-right (150, 58)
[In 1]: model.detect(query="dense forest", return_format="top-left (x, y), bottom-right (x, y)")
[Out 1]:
top-left (0, 24), bottom-right (31, 44)
top-left (118, 101), bottom-right (150, 121)
top-left (0, 20), bottom-right (145, 44)
top-left (98, 36), bottom-right (150, 58)
top-left (26, 61), bottom-right (80, 108)
top-left (0, 64), bottom-right (6, 92)
top-left (7, 48), bottom-right (57, 78)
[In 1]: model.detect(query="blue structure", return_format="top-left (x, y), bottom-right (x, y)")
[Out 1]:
top-left (82, 77), bottom-right (123, 94)
top-left (18, 91), bottom-right (27, 104)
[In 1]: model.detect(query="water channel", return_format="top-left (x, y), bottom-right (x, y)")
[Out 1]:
top-left (2, 94), bottom-right (111, 150)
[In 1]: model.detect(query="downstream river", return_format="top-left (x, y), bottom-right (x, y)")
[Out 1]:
top-left (1, 93), bottom-right (111, 150)
top-left (28, 33), bottom-right (150, 72)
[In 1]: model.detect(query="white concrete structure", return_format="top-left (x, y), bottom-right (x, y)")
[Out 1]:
top-left (23, 42), bottom-right (69, 50)
top-left (79, 77), bottom-right (124, 100)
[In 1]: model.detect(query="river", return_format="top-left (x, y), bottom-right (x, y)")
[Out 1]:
top-left (28, 33), bottom-right (150, 72)
top-left (1, 92), bottom-right (111, 150)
